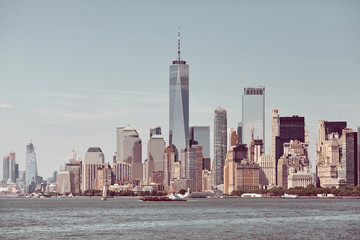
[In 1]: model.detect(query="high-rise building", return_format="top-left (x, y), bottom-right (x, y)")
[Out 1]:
top-left (214, 107), bottom-right (227, 187)
top-left (3, 155), bottom-right (9, 183)
top-left (112, 162), bottom-right (131, 184)
top-left (316, 121), bottom-right (358, 187)
top-left (242, 87), bottom-right (265, 150)
top-left (26, 142), bottom-right (38, 193)
top-left (9, 152), bottom-right (16, 183)
top-left (116, 125), bottom-right (143, 182)
top-left (237, 122), bottom-right (243, 144)
top-left (275, 115), bottom-right (305, 184)
top-left (169, 28), bottom-right (189, 155)
top-left (82, 147), bottom-right (104, 192)
top-left (163, 145), bottom-right (177, 191)
top-left (144, 134), bottom-right (166, 184)
top-left (65, 158), bottom-right (82, 194)
top-left (190, 126), bottom-right (210, 158)
top-left (150, 126), bottom-right (162, 137)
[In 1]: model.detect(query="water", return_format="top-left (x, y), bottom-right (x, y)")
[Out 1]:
top-left (1, 197), bottom-right (360, 239)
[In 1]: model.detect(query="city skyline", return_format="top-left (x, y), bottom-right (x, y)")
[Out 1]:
top-left (1, 1), bottom-right (360, 179)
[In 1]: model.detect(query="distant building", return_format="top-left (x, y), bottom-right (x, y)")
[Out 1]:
top-left (57, 171), bottom-right (71, 194)
top-left (96, 163), bottom-right (112, 190)
top-left (190, 126), bottom-right (210, 158)
top-left (116, 126), bottom-right (143, 182)
top-left (25, 142), bottom-right (38, 193)
top-left (277, 140), bottom-right (311, 189)
top-left (316, 121), bottom-right (358, 187)
top-left (169, 29), bottom-right (189, 155)
top-left (224, 144), bottom-right (259, 194)
top-left (258, 155), bottom-right (275, 187)
top-left (242, 87), bottom-right (265, 150)
top-left (228, 128), bottom-right (238, 150)
top-left (358, 127), bottom-right (360, 185)
top-left (65, 160), bottom-right (82, 194)
top-left (9, 152), bottom-right (16, 183)
top-left (150, 126), bottom-right (162, 137)
top-left (144, 134), bottom-right (166, 184)
top-left (82, 147), bottom-right (104, 192)
top-left (214, 107), bottom-right (227, 187)
top-left (237, 122), bottom-right (243, 144)
top-left (3, 156), bottom-right (9, 183)
top-left (163, 145), bottom-right (177, 191)
top-left (202, 170), bottom-right (214, 191)
top-left (112, 162), bottom-right (131, 184)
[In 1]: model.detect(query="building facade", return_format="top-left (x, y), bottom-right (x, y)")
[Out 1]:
top-left (169, 29), bottom-right (189, 155)
top-left (25, 142), bottom-right (38, 193)
top-left (242, 87), bottom-right (265, 149)
top-left (190, 126), bottom-right (210, 158)
top-left (214, 107), bottom-right (227, 187)
top-left (82, 147), bottom-right (104, 192)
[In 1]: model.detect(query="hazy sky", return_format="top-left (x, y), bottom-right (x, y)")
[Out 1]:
top-left (1, 1), bottom-right (359, 179)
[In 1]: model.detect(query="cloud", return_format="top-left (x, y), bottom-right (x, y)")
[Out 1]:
top-left (0, 104), bottom-right (13, 108)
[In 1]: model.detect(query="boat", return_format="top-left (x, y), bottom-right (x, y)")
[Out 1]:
top-left (282, 193), bottom-right (298, 198)
top-left (140, 195), bottom-right (186, 201)
top-left (241, 193), bottom-right (263, 198)
top-left (101, 185), bottom-right (107, 201)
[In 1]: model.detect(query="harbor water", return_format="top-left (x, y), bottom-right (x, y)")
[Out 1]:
top-left (1, 197), bottom-right (360, 239)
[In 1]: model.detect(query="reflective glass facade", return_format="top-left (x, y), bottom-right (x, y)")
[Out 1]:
top-left (190, 126), bottom-right (210, 158)
top-left (169, 63), bottom-right (189, 153)
top-left (242, 87), bottom-right (265, 150)
top-left (26, 142), bottom-right (38, 192)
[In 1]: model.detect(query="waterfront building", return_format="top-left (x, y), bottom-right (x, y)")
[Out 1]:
top-left (169, 28), bottom-right (189, 155)
top-left (202, 170), bottom-right (214, 191)
top-left (224, 144), bottom-right (259, 194)
top-left (258, 154), bottom-right (275, 187)
top-left (214, 107), bottom-right (227, 187)
top-left (57, 171), bottom-right (71, 194)
top-left (25, 142), bottom-right (38, 193)
top-left (82, 147), bottom-right (104, 192)
top-left (65, 160), bottom-right (82, 194)
top-left (202, 157), bottom-right (211, 171)
top-left (145, 134), bottom-right (166, 184)
top-left (242, 87), bottom-right (265, 150)
top-left (112, 162), bottom-right (132, 184)
top-left (96, 163), bottom-right (112, 190)
top-left (163, 145), bottom-right (177, 191)
top-left (277, 140), bottom-right (311, 189)
top-left (116, 125), bottom-right (143, 182)
top-left (186, 142), bottom-right (203, 192)
top-left (358, 126), bottom-right (360, 185)
top-left (272, 112), bottom-right (305, 185)
top-left (316, 121), bottom-right (358, 187)
top-left (190, 126), bottom-right (210, 158)
top-left (3, 155), bottom-right (9, 183)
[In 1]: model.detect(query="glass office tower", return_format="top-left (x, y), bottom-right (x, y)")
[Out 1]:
top-left (190, 126), bottom-right (210, 158)
top-left (26, 142), bottom-right (38, 193)
top-left (242, 87), bottom-right (265, 151)
top-left (214, 107), bottom-right (227, 187)
top-left (169, 29), bottom-right (189, 154)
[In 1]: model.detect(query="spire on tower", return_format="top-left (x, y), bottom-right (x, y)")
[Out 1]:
top-left (172, 27), bottom-right (186, 64)
top-left (178, 27), bottom-right (181, 62)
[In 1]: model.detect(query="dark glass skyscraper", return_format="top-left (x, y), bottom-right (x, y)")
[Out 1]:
top-left (169, 28), bottom-right (189, 154)
top-left (214, 107), bottom-right (227, 187)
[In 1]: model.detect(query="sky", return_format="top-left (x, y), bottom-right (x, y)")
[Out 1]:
top-left (1, 0), bottom-right (359, 180)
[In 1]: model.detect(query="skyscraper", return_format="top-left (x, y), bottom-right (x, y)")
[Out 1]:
top-left (9, 152), bottom-right (16, 183)
top-left (26, 142), bottom-right (38, 193)
top-left (117, 125), bottom-right (142, 182)
top-left (169, 28), bottom-right (189, 155)
top-left (242, 87), bottom-right (265, 150)
top-left (358, 127), bottom-right (360, 185)
top-left (82, 147), bottom-right (104, 191)
top-left (190, 126), bottom-right (210, 158)
top-left (3, 156), bottom-right (9, 183)
top-left (214, 107), bottom-right (227, 187)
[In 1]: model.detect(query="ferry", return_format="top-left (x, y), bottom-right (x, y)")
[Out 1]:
top-left (282, 193), bottom-right (298, 198)
top-left (241, 193), bottom-right (262, 198)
